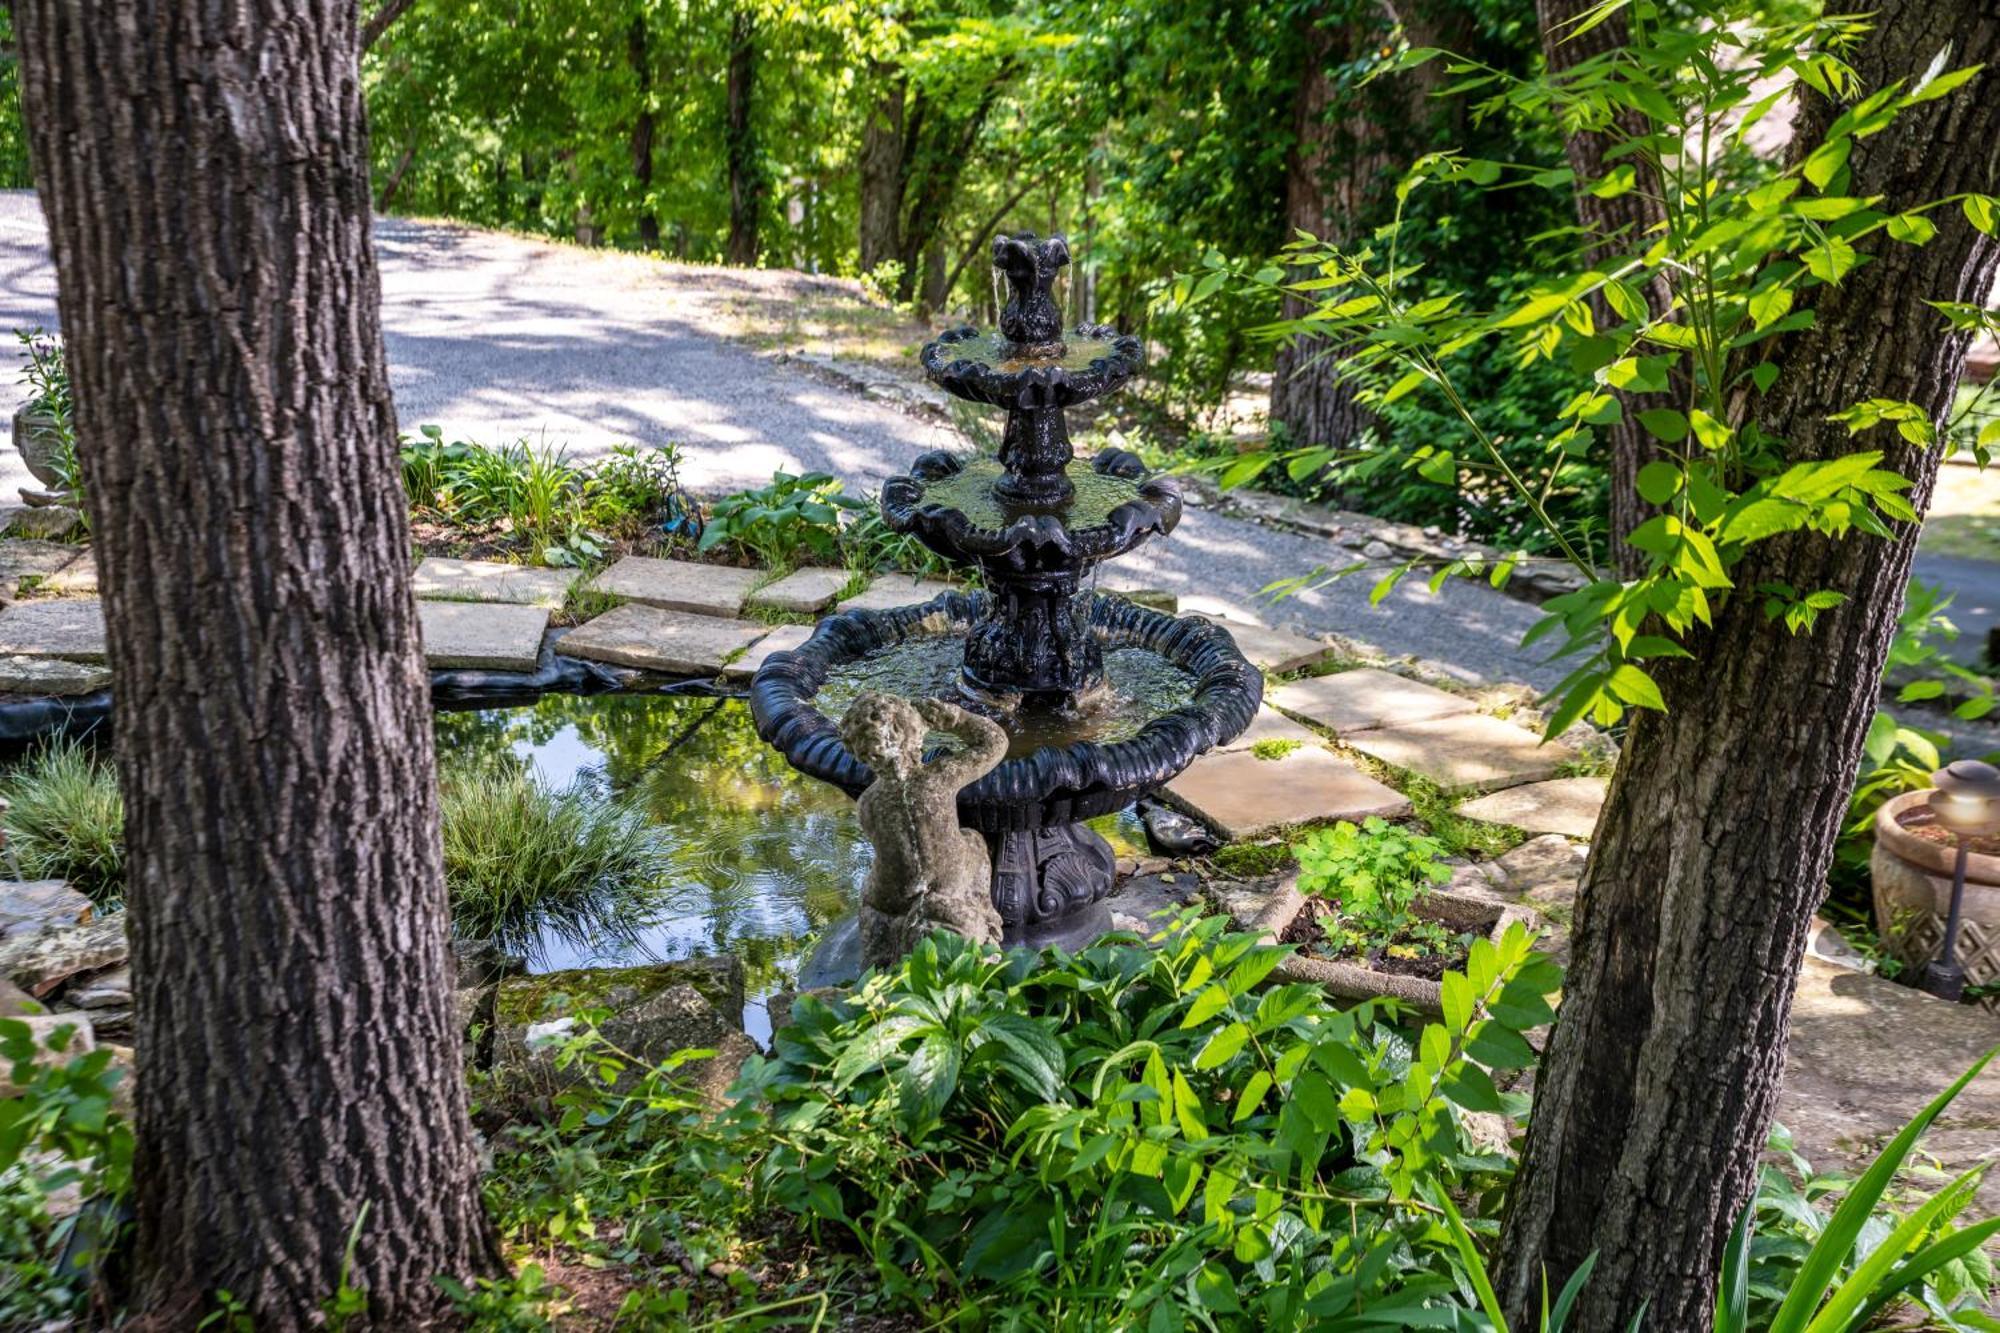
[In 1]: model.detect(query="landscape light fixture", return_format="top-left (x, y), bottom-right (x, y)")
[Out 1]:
top-left (1920, 759), bottom-right (2000, 1001)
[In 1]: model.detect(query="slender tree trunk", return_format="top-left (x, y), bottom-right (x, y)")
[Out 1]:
top-left (893, 76), bottom-right (1006, 305)
top-left (1495, 7), bottom-right (2000, 1325)
top-left (1272, 5), bottom-right (1462, 458)
top-left (724, 6), bottom-right (760, 266)
top-left (629, 14), bottom-right (660, 251)
top-left (858, 68), bottom-right (904, 276)
top-left (14, 1), bottom-right (503, 1325)
top-left (1539, 0), bottom-right (1674, 577)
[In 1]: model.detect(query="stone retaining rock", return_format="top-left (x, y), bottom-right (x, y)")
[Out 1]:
top-left (0, 879), bottom-right (93, 937)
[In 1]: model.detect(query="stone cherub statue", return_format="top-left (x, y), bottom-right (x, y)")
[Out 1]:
top-left (840, 691), bottom-right (1009, 967)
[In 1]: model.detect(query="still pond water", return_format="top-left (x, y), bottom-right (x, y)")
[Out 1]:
top-left (436, 692), bottom-right (1143, 1043)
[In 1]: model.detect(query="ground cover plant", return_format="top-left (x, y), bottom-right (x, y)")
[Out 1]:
top-left (0, 738), bottom-right (123, 905)
top-left (1292, 817), bottom-right (1462, 972)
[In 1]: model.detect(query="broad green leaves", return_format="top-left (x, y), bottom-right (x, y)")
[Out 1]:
top-left (1231, 5), bottom-right (1985, 742)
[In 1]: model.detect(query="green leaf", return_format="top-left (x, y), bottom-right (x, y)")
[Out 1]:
top-left (1439, 971), bottom-right (1475, 1032)
top-left (1606, 664), bottom-right (1666, 711)
top-left (1233, 1070), bottom-right (1273, 1123)
top-left (1635, 461), bottom-right (1682, 505)
top-left (1182, 984), bottom-right (1233, 1030)
top-left (1803, 136), bottom-right (1851, 190)
top-left (1885, 212), bottom-right (1937, 244)
top-left (1967, 193), bottom-right (1999, 236)
top-left (1193, 1021), bottom-right (1249, 1071)
top-left (1803, 235), bottom-right (1859, 283)
top-left (1637, 409), bottom-right (1690, 443)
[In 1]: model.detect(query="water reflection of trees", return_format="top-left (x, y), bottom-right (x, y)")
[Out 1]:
top-left (435, 693), bottom-right (870, 990)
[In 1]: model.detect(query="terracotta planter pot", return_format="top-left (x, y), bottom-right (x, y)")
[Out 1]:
top-left (10, 402), bottom-right (70, 489)
top-left (1249, 877), bottom-right (1539, 1017)
top-left (1871, 790), bottom-right (2000, 1010)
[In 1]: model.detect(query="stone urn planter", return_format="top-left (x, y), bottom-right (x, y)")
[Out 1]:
top-left (1871, 790), bottom-right (2000, 1011)
top-left (10, 401), bottom-right (71, 491)
top-left (1249, 877), bottom-right (1539, 1017)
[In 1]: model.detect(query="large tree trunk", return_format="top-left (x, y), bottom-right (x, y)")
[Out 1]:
top-left (858, 69), bottom-right (904, 276)
top-left (724, 6), bottom-right (760, 266)
top-left (1495, 6), bottom-right (2000, 1326)
top-left (14, 1), bottom-right (503, 1325)
top-left (630, 13), bottom-right (661, 251)
top-left (1538, 0), bottom-right (1674, 577)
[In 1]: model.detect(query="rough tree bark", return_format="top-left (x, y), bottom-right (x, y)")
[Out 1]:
top-left (1538, 0), bottom-right (1675, 577)
top-left (1270, 12), bottom-right (1376, 454)
top-left (630, 13), bottom-right (661, 251)
top-left (13, 0), bottom-right (504, 1325)
top-left (1494, 5), bottom-right (2000, 1327)
top-left (1271, 2), bottom-right (1459, 458)
top-left (724, 6), bottom-right (760, 267)
top-left (858, 68), bottom-right (905, 276)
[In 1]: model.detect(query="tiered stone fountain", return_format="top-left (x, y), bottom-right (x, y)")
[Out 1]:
top-left (751, 231), bottom-right (1261, 953)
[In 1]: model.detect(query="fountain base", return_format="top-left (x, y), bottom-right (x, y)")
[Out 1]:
top-left (989, 822), bottom-right (1117, 940)
top-left (794, 822), bottom-right (1116, 986)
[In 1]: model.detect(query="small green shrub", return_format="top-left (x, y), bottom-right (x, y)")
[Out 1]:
top-left (489, 917), bottom-right (1562, 1328)
top-left (1294, 815), bottom-right (1452, 957)
top-left (0, 1015), bottom-right (133, 1325)
top-left (2, 740), bottom-right (124, 904)
top-left (440, 770), bottom-right (670, 958)
top-left (583, 443), bottom-right (696, 544)
top-left (1249, 737), bottom-right (1302, 761)
top-left (698, 470), bottom-right (864, 571)
top-left (13, 330), bottom-right (86, 529)
top-left (839, 501), bottom-right (952, 578)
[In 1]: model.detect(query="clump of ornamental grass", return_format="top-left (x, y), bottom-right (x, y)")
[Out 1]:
top-left (441, 769), bottom-right (671, 960)
top-left (2, 738), bottom-right (124, 905)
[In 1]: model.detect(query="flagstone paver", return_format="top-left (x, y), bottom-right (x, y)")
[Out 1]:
top-left (1164, 745), bottom-right (1409, 841)
top-left (559, 603), bottom-right (768, 675)
top-left (0, 541), bottom-right (87, 594)
top-left (1781, 957), bottom-right (2000, 1215)
top-left (419, 601), bottom-right (549, 671)
top-left (42, 553), bottom-right (96, 595)
top-left (836, 578), bottom-right (963, 613)
top-left (1457, 777), bottom-right (1607, 838)
top-left (1188, 614), bottom-right (1333, 675)
top-left (1345, 713), bottom-right (1574, 794)
top-left (1217, 706), bottom-right (1319, 752)
top-left (1268, 667), bottom-right (1476, 735)
top-left (586, 556), bottom-right (764, 617)
top-left (747, 567), bottom-right (852, 615)
top-left (721, 623), bottom-right (813, 680)
top-left (412, 557), bottom-right (576, 607)
top-left (0, 599), bottom-right (105, 661)
top-left (0, 655), bottom-right (109, 696)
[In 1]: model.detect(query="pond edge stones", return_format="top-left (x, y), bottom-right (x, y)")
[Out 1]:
top-left (1163, 745), bottom-right (1410, 841)
top-left (587, 555), bottom-right (765, 618)
top-left (561, 603), bottom-right (767, 675)
top-left (418, 601), bottom-right (550, 672)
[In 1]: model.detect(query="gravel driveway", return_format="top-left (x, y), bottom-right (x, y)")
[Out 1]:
top-left (0, 191), bottom-right (1561, 689)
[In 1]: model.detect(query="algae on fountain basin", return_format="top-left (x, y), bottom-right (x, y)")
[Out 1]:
top-left (809, 629), bottom-right (1199, 758)
top-left (912, 456), bottom-right (1144, 533)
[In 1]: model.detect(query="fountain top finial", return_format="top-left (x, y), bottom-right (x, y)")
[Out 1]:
top-left (993, 231), bottom-right (1070, 353)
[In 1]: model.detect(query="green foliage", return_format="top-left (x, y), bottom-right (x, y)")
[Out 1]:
top-left (1220, 3), bottom-right (1997, 737)
top-left (1294, 816), bottom-right (1454, 956)
top-left (491, 917), bottom-right (1563, 1327)
top-left (0, 1016), bottom-right (133, 1325)
top-left (698, 470), bottom-right (866, 571)
top-left (401, 430), bottom-right (700, 566)
top-left (1719, 1056), bottom-right (2000, 1332)
top-left (2, 739), bottom-right (125, 905)
top-left (440, 769), bottom-right (673, 960)
top-left (1249, 737), bottom-right (1303, 761)
top-left (13, 329), bottom-right (87, 524)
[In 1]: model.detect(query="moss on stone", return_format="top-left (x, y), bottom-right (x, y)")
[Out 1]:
top-left (496, 957), bottom-right (745, 1031)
